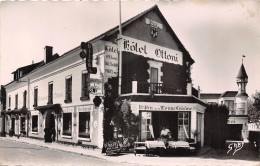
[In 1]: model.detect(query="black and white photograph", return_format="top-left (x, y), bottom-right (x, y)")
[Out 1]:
top-left (0, 0), bottom-right (260, 165)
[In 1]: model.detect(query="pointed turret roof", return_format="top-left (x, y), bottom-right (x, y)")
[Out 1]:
top-left (236, 63), bottom-right (248, 78)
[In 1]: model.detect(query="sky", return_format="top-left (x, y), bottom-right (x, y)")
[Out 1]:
top-left (0, 0), bottom-right (259, 97)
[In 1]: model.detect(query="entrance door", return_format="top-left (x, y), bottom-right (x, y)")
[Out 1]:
top-left (44, 111), bottom-right (56, 142)
top-left (150, 68), bottom-right (158, 93)
top-left (20, 117), bottom-right (25, 134)
top-left (227, 124), bottom-right (243, 141)
top-left (11, 118), bottom-right (15, 131)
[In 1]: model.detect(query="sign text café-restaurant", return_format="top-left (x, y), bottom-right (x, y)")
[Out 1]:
top-left (3, 5), bottom-right (206, 149)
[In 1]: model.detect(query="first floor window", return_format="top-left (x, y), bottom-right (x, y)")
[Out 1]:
top-left (78, 112), bottom-right (90, 138)
top-left (178, 112), bottom-right (190, 141)
top-left (32, 115), bottom-right (38, 132)
top-left (63, 113), bottom-right (72, 136)
top-left (81, 71), bottom-right (89, 101)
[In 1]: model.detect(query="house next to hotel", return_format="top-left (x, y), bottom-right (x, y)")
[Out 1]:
top-left (201, 62), bottom-right (249, 141)
top-left (1, 5), bottom-right (206, 148)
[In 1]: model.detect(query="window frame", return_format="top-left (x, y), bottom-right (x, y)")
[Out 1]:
top-left (80, 71), bottom-right (90, 101)
top-left (23, 90), bottom-right (27, 108)
top-left (78, 112), bottom-right (91, 140)
top-left (48, 82), bottom-right (53, 105)
top-left (64, 76), bottom-right (72, 103)
top-left (62, 112), bottom-right (73, 138)
top-left (31, 115), bottom-right (38, 134)
top-left (33, 87), bottom-right (38, 107)
top-left (15, 94), bottom-right (18, 109)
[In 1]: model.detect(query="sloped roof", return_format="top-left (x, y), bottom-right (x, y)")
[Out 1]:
top-left (237, 63), bottom-right (248, 78)
top-left (220, 91), bottom-right (238, 98)
top-left (64, 5), bottom-right (194, 64)
top-left (200, 93), bottom-right (221, 99)
top-left (11, 61), bottom-right (44, 74)
top-left (6, 5), bottom-right (194, 87)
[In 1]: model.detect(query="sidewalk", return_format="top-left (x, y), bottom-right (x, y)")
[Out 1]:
top-left (0, 136), bottom-right (259, 166)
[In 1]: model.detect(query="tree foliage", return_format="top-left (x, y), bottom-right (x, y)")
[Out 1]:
top-left (248, 91), bottom-right (260, 123)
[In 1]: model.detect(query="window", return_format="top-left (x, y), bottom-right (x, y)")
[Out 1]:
top-left (23, 90), bottom-right (27, 108)
top-left (48, 82), bottom-right (53, 105)
top-left (224, 100), bottom-right (234, 111)
top-left (78, 112), bottom-right (90, 138)
top-left (33, 87), bottom-right (38, 107)
top-left (178, 112), bottom-right (190, 141)
top-left (141, 112), bottom-right (152, 141)
top-left (62, 113), bottom-right (72, 136)
top-left (81, 71), bottom-right (89, 101)
top-left (32, 115), bottom-right (38, 132)
top-left (65, 76), bottom-right (72, 103)
top-left (9, 96), bottom-right (11, 108)
top-left (15, 94), bottom-right (18, 109)
top-left (150, 67), bottom-right (158, 93)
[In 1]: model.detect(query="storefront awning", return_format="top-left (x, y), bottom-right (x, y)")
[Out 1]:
top-left (118, 95), bottom-right (206, 107)
top-left (34, 104), bottom-right (62, 114)
top-left (5, 109), bottom-right (14, 115)
top-left (13, 108), bottom-right (29, 115)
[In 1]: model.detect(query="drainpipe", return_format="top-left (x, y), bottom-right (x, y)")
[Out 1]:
top-left (118, 0), bottom-right (122, 95)
top-left (26, 77), bottom-right (30, 137)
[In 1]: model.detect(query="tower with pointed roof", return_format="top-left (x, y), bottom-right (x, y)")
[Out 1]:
top-left (235, 61), bottom-right (248, 115)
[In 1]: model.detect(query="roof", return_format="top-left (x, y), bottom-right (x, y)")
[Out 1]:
top-left (200, 93), bottom-right (221, 99)
top-left (236, 63), bottom-right (248, 78)
top-left (5, 5), bottom-right (194, 87)
top-left (220, 91), bottom-right (238, 98)
top-left (11, 61), bottom-right (44, 74)
top-left (62, 5), bottom-right (194, 64)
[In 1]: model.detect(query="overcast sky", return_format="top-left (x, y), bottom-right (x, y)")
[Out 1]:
top-left (0, 0), bottom-right (259, 97)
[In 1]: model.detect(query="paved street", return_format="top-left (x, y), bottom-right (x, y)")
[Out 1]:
top-left (0, 138), bottom-right (259, 166)
top-left (0, 139), bottom-right (137, 166)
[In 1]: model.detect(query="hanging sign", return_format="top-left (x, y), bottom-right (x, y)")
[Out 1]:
top-left (104, 42), bottom-right (119, 78)
top-left (118, 35), bottom-right (183, 65)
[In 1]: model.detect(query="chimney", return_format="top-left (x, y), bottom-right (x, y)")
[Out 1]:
top-left (44, 46), bottom-right (53, 63)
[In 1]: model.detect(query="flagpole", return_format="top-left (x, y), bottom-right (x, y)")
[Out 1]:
top-left (118, 0), bottom-right (122, 95)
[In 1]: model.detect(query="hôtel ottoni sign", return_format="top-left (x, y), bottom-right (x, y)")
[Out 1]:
top-left (118, 35), bottom-right (183, 65)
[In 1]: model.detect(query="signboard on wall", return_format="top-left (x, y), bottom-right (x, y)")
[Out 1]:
top-left (139, 105), bottom-right (194, 111)
top-left (118, 35), bottom-right (183, 65)
top-left (104, 42), bottom-right (118, 78)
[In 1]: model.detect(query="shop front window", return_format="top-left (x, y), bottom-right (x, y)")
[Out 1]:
top-left (141, 112), bottom-right (152, 141)
top-left (32, 115), bottom-right (38, 132)
top-left (62, 113), bottom-right (72, 136)
top-left (178, 112), bottom-right (190, 141)
top-left (78, 112), bottom-right (90, 138)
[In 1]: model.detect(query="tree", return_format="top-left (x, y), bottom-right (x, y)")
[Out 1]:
top-left (248, 91), bottom-right (260, 123)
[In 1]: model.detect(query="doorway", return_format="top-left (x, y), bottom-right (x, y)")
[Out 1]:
top-left (227, 124), bottom-right (243, 141)
top-left (44, 111), bottom-right (56, 142)
top-left (11, 117), bottom-right (15, 131)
